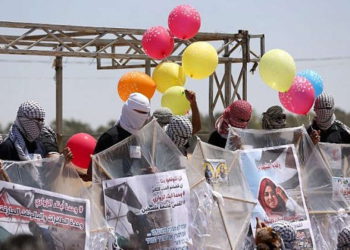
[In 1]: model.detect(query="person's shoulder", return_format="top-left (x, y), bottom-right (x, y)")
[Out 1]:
top-left (208, 130), bottom-right (226, 147)
top-left (96, 126), bottom-right (116, 143)
top-left (334, 120), bottom-right (350, 135)
top-left (94, 125), bottom-right (120, 154)
top-left (209, 130), bottom-right (219, 138)
top-left (0, 138), bottom-right (16, 160)
top-left (333, 120), bottom-right (349, 131)
top-left (0, 138), bottom-right (14, 150)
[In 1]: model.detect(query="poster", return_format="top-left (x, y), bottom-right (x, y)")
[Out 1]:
top-left (239, 145), bottom-right (315, 249)
top-left (203, 159), bottom-right (228, 185)
top-left (0, 180), bottom-right (90, 249)
top-left (103, 169), bottom-right (190, 249)
top-left (332, 177), bottom-right (350, 202)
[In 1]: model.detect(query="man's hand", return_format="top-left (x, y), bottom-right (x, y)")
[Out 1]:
top-left (63, 147), bottom-right (73, 163)
top-left (185, 89), bottom-right (201, 134)
top-left (141, 166), bottom-right (158, 174)
top-left (185, 89), bottom-right (196, 105)
top-left (229, 134), bottom-right (243, 150)
top-left (310, 129), bottom-right (321, 145)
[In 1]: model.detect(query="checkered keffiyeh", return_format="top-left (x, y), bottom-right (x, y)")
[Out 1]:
top-left (338, 226), bottom-right (350, 249)
top-left (9, 101), bottom-right (45, 160)
top-left (271, 221), bottom-right (296, 249)
top-left (166, 116), bottom-right (192, 150)
top-left (215, 100), bottom-right (252, 135)
top-left (17, 100), bottom-right (46, 119)
top-left (314, 92), bottom-right (336, 130)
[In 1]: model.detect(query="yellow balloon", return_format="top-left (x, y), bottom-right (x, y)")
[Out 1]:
top-left (182, 41), bottom-right (218, 79)
top-left (259, 49), bottom-right (296, 92)
top-left (161, 86), bottom-right (190, 115)
top-left (152, 62), bottom-right (186, 93)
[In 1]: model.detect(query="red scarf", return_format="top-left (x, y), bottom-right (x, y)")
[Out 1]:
top-left (215, 100), bottom-right (252, 135)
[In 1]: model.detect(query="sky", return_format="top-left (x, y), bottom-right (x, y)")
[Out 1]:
top-left (0, 0), bottom-right (350, 129)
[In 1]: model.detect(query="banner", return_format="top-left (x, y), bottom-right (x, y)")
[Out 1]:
top-left (240, 145), bottom-right (315, 249)
top-left (0, 180), bottom-right (90, 249)
top-left (103, 169), bottom-right (190, 249)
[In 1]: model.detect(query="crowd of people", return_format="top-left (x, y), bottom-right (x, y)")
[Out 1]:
top-left (0, 91), bottom-right (350, 249)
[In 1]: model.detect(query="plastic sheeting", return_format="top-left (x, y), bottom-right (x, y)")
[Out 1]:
top-left (92, 120), bottom-right (214, 249)
top-left (189, 141), bottom-right (256, 250)
top-left (92, 120), bottom-right (188, 183)
top-left (319, 143), bottom-right (350, 177)
top-left (227, 126), bottom-right (350, 249)
top-left (1, 157), bottom-right (111, 249)
top-left (239, 144), bottom-right (315, 248)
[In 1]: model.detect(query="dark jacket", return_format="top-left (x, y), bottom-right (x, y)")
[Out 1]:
top-left (208, 130), bottom-right (227, 148)
top-left (0, 137), bottom-right (47, 161)
top-left (308, 120), bottom-right (350, 144)
top-left (86, 124), bottom-right (131, 180)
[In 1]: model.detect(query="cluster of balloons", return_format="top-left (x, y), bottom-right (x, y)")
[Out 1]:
top-left (259, 49), bottom-right (324, 115)
top-left (142, 5), bottom-right (201, 60)
top-left (118, 5), bottom-right (219, 115)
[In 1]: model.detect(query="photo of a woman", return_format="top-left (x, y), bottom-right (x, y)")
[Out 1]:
top-left (258, 178), bottom-right (304, 219)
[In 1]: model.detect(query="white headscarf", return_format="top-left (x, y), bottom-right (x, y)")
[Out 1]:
top-left (119, 93), bottom-right (150, 134)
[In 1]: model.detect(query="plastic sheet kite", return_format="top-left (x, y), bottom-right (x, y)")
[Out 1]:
top-left (1, 157), bottom-right (110, 249)
top-left (92, 120), bottom-right (214, 249)
top-left (227, 126), bottom-right (350, 249)
top-left (188, 141), bottom-right (256, 250)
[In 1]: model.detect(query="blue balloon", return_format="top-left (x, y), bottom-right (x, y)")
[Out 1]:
top-left (297, 70), bottom-right (324, 97)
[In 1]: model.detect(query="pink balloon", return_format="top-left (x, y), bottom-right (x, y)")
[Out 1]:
top-left (168, 5), bottom-right (201, 40)
top-left (142, 26), bottom-right (174, 60)
top-left (279, 76), bottom-right (315, 115)
top-left (66, 133), bottom-right (96, 169)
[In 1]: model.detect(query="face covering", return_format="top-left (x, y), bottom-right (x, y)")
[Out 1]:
top-left (16, 101), bottom-right (45, 142)
top-left (262, 106), bottom-right (287, 130)
top-left (119, 93), bottom-right (150, 134)
top-left (166, 116), bottom-right (193, 150)
top-left (9, 100), bottom-right (45, 160)
top-left (314, 93), bottom-right (335, 130)
top-left (215, 100), bottom-right (252, 135)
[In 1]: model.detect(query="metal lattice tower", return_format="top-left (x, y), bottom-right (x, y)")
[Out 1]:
top-left (0, 21), bottom-right (265, 146)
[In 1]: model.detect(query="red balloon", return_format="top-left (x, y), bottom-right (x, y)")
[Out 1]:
top-left (279, 76), bottom-right (315, 115)
top-left (142, 26), bottom-right (174, 60)
top-left (66, 133), bottom-right (96, 169)
top-left (168, 5), bottom-right (201, 40)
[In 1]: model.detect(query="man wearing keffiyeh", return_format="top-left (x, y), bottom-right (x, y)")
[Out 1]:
top-left (307, 93), bottom-right (350, 144)
top-left (166, 116), bottom-right (193, 156)
top-left (0, 101), bottom-right (47, 161)
top-left (262, 106), bottom-right (287, 130)
top-left (208, 100), bottom-right (252, 148)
